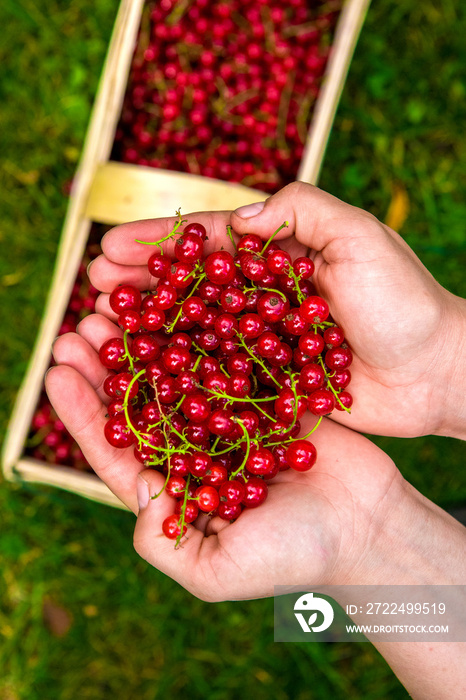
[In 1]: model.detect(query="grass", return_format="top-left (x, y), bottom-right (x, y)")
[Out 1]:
top-left (0, 1), bottom-right (465, 698)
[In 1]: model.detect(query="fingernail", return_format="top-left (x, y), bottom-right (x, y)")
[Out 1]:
top-left (86, 260), bottom-right (94, 277)
top-left (234, 201), bottom-right (265, 219)
top-left (137, 475), bottom-right (150, 510)
top-left (44, 367), bottom-right (54, 381)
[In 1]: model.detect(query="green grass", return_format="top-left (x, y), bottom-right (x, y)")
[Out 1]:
top-left (1, 1), bottom-right (465, 698)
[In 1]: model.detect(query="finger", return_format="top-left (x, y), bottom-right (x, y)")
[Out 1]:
top-left (52, 332), bottom-right (110, 403)
top-left (45, 365), bottom-right (142, 512)
top-left (76, 313), bottom-right (123, 352)
top-left (94, 293), bottom-right (118, 322)
top-left (101, 211), bottom-right (234, 266)
top-left (231, 181), bottom-right (378, 257)
top-left (89, 255), bottom-right (154, 293)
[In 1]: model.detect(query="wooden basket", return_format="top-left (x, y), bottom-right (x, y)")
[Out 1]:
top-left (2, 0), bottom-right (371, 510)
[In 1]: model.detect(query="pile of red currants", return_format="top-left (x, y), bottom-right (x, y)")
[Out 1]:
top-left (114, 0), bottom-right (342, 192)
top-left (99, 216), bottom-right (353, 545)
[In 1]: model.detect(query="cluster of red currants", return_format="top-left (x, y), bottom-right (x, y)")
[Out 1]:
top-left (114, 0), bottom-right (341, 192)
top-left (99, 217), bottom-right (353, 545)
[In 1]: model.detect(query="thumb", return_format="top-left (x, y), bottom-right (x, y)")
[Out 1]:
top-left (133, 469), bottom-right (205, 584)
top-left (231, 181), bottom-right (376, 252)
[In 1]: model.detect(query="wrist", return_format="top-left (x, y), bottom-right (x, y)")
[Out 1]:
top-left (339, 477), bottom-right (466, 588)
top-left (432, 292), bottom-right (466, 440)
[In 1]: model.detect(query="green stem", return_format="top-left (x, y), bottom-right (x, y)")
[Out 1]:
top-left (175, 473), bottom-right (191, 548)
top-left (230, 422), bottom-right (251, 479)
top-left (261, 221), bottom-right (289, 256)
top-left (226, 225), bottom-right (237, 251)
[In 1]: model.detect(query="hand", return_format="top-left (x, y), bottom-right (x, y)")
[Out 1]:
top-left (46, 313), bottom-right (403, 601)
top-left (231, 183), bottom-right (466, 439)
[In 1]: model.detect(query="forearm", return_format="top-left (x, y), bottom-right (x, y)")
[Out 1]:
top-left (339, 481), bottom-right (466, 699)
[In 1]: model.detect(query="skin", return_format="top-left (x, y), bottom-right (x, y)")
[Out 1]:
top-left (45, 182), bottom-right (466, 699)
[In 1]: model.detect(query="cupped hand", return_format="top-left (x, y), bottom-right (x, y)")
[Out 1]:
top-left (46, 313), bottom-right (403, 602)
top-left (231, 183), bottom-right (466, 439)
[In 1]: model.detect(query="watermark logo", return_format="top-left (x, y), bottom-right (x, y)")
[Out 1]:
top-left (293, 592), bottom-right (334, 633)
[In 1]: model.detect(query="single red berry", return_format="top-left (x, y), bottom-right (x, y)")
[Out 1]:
top-left (153, 284), bottom-right (177, 310)
top-left (196, 485), bottom-right (220, 513)
top-left (298, 331), bottom-right (325, 356)
top-left (204, 251), bottom-right (236, 284)
top-left (323, 326), bottom-right (345, 347)
top-left (145, 360), bottom-right (168, 386)
top-left (268, 342), bottom-right (293, 367)
top-left (133, 334), bottom-right (160, 363)
top-left (104, 416), bottom-right (135, 448)
top-left (118, 310), bottom-right (141, 333)
top-left (183, 222), bottom-right (207, 240)
top-left (240, 252), bottom-right (267, 281)
top-left (198, 330), bottom-right (220, 351)
top-left (166, 262), bottom-right (194, 289)
top-left (162, 514), bottom-right (187, 540)
top-left (335, 391), bottom-right (353, 410)
top-left (226, 353), bottom-right (253, 375)
top-left (328, 369), bottom-right (352, 390)
top-left (208, 408), bottom-right (235, 436)
top-left (182, 393), bottom-right (211, 423)
top-left (215, 313), bottom-right (238, 339)
top-left (202, 464), bottom-right (228, 487)
top-left (199, 280), bottom-right (223, 304)
top-left (99, 338), bottom-right (128, 370)
top-left (141, 308), bottom-right (165, 331)
top-left (266, 249), bottom-right (291, 275)
top-left (162, 346), bottom-right (191, 374)
top-left (217, 502), bottom-right (242, 521)
top-left (175, 232), bottom-right (204, 262)
top-left (109, 285), bottom-right (142, 313)
top-left (166, 475), bottom-right (187, 499)
top-left (293, 257), bottom-right (315, 279)
top-left (299, 296), bottom-right (330, 323)
top-left (246, 447), bottom-right (276, 476)
top-left (229, 372), bottom-right (251, 398)
top-left (148, 253), bottom-right (172, 278)
top-left (170, 332), bottom-right (192, 350)
top-left (182, 296), bottom-right (207, 321)
top-left (242, 477), bottom-right (268, 508)
top-left (175, 370), bottom-right (200, 395)
top-left (286, 440), bottom-right (317, 472)
top-left (325, 346), bottom-right (353, 370)
top-left (189, 451), bottom-right (212, 478)
top-left (219, 479), bottom-right (246, 505)
top-left (197, 309), bottom-right (219, 333)
top-left (237, 233), bottom-right (263, 253)
top-left (308, 389), bottom-right (336, 415)
top-left (298, 363), bottom-right (326, 392)
top-left (283, 308), bottom-right (310, 336)
top-left (156, 376), bottom-right (180, 404)
top-left (220, 286), bottom-right (247, 314)
top-left (239, 313), bottom-right (265, 339)
top-left (112, 372), bottom-right (139, 399)
top-left (257, 291), bottom-right (290, 323)
top-left (274, 388), bottom-right (308, 423)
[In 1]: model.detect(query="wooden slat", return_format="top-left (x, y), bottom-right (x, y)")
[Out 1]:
top-left (298, 0), bottom-right (372, 184)
top-left (13, 457), bottom-right (129, 510)
top-left (85, 162), bottom-right (268, 224)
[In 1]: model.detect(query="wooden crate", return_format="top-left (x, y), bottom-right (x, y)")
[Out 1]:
top-left (2, 0), bottom-right (371, 510)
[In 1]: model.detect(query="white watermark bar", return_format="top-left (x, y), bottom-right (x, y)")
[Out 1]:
top-left (274, 585), bottom-right (466, 642)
